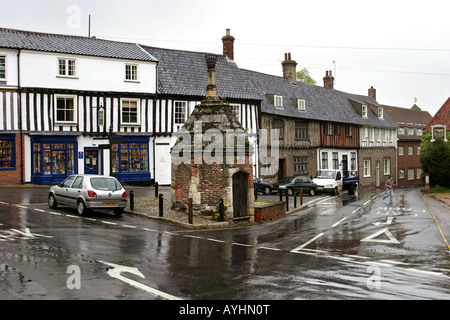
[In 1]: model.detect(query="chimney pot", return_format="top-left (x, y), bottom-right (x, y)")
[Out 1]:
top-left (282, 53), bottom-right (297, 85)
top-left (323, 70), bottom-right (334, 89)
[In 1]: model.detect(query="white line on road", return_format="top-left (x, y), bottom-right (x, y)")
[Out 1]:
top-left (121, 224), bottom-right (137, 229)
top-left (352, 207), bottom-right (362, 214)
top-left (101, 221), bottom-right (117, 225)
top-left (33, 209), bottom-right (45, 212)
top-left (291, 233), bottom-right (324, 252)
top-left (332, 217), bottom-right (347, 227)
top-left (65, 214), bottom-right (80, 219)
top-left (363, 200), bottom-right (371, 206)
top-left (49, 212), bottom-right (61, 216)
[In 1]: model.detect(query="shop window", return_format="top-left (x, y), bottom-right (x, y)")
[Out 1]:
top-left (111, 141), bottom-right (149, 174)
top-left (0, 135), bottom-right (15, 169)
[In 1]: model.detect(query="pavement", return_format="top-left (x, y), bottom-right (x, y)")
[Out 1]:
top-left (421, 191), bottom-right (450, 250)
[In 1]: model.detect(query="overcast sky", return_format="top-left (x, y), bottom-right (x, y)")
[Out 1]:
top-left (1, 0), bottom-right (449, 116)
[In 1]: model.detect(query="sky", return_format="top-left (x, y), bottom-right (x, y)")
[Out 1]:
top-left (1, 0), bottom-right (449, 116)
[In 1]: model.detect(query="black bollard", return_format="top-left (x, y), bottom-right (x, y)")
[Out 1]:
top-left (286, 192), bottom-right (289, 212)
top-left (130, 190), bottom-right (134, 211)
top-left (294, 190), bottom-right (297, 208)
top-left (300, 188), bottom-right (303, 205)
top-left (158, 193), bottom-right (163, 217)
top-left (188, 198), bottom-right (193, 224)
top-left (154, 182), bottom-right (159, 198)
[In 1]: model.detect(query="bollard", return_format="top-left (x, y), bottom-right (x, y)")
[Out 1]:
top-left (158, 193), bottom-right (163, 217)
top-left (130, 190), bottom-right (134, 211)
top-left (188, 198), bottom-right (193, 224)
top-left (286, 192), bottom-right (289, 212)
top-left (254, 188), bottom-right (258, 201)
top-left (219, 199), bottom-right (224, 221)
top-left (294, 190), bottom-right (297, 208)
top-left (154, 182), bottom-right (159, 198)
top-left (279, 189), bottom-right (283, 202)
top-left (300, 188), bottom-right (303, 205)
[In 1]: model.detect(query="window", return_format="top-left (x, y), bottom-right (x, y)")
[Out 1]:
top-left (417, 129), bottom-right (422, 136)
top-left (111, 141), bottom-right (149, 174)
top-left (120, 99), bottom-right (140, 126)
top-left (351, 152), bottom-right (357, 171)
top-left (174, 101), bottom-right (187, 125)
top-left (321, 152), bottom-right (328, 169)
top-left (408, 146), bottom-right (414, 156)
top-left (295, 121), bottom-right (309, 140)
top-left (417, 168), bottom-right (422, 179)
top-left (326, 123), bottom-right (333, 136)
top-left (408, 168), bottom-right (415, 180)
top-left (125, 64), bottom-right (138, 81)
top-left (274, 95), bottom-right (283, 108)
top-left (384, 158), bottom-right (391, 175)
top-left (362, 127), bottom-right (368, 141)
top-left (0, 136), bottom-right (15, 169)
top-left (369, 128), bottom-right (374, 142)
top-left (363, 160), bottom-right (371, 177)
top-left (407, 128), bottom-right (414, 135)
top-left (297, 99), bottom-right (306, 111)
top-left (399, 169), bottom-right (404, 179)
top-left (378, 107), bottom-right (383, 119)
top-left (362, 104), bottom-right (368, 118)
top-left (417, 146), bottom-right (421, 155)
top-left (72, 176), bottom-right (83, 189)
top-left (345, 125), bottom-right (352, 137)
top-left (273, 119), bottom-right (284, 140)
top-left (332, 152), bottom-right (339, 170)
top-left (230, 104), bottom-right (241, 122)
top-left (58, 58), bottom-right (77, 77)
top-left (0, 56), bottom-right (5, 80)
top-left (398, 127), bottom-right (405, 135)
top-left (55, 95), bottom-right (77, 124)
top-left (398, 146), bottom-right (404, 156)
top-left (294, 156), bottom-right (308, 175)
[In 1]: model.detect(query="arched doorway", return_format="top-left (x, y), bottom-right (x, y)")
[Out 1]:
top-left (232, 171), bottom-right (249, 218)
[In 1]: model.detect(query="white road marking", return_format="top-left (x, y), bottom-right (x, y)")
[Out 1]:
top-left (291, 233), bottom-right (324, 252)
top-left (121, 224), bottom-right (136, 229)
top-left (352, 207), bottom-right (362, 214)
top-left (101, 221), bottom-right (117, 225)
top-left (332, 217), bottom-right (347, 227)
top-left (361, 228), bottom-right (400, 244)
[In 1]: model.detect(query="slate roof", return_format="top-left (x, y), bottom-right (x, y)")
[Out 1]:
top-left (142, 46), bottom-right (261, 101)
top-left (0, 27), bottom-right (157, 62)
top-left (243, 69), bottom-right (397, 128)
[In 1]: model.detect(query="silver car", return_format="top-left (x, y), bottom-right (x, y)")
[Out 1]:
top-left (48, 174), bottom-right (128, 216)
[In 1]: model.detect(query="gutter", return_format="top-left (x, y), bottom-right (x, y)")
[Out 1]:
top-left (17, 49), bottom-right (24, 184)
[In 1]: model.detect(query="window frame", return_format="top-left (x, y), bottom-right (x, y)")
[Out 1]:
top-left (363, 159), bottom-right (371, 177)
top-left (174, 100), bottom-right (187, 125)
top-left (0, 55), bottom-right (6, 81)
top-left (57, 57), bottom-right (77, 78)
top-left (125, 63), bottom-right (139, 82)
top-left (54, 94), bottom-right (77, 124)
top-left (120, 98), bottom-right (141, 126)
top-left (274, 95), bottom-right (283, 108)
top-left (0, 135), bottom-right (15, 170)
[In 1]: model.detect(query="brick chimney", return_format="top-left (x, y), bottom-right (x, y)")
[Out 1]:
top-left (323, 70), bottom-right (334, 89)
top-left (368, 86), bottom-right (376, 100)
top-left (282, 53), bottom-right (297, 85)
top-left (222, 28), bottom-right (235, 61)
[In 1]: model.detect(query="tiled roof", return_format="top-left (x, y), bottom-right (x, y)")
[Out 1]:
top-left (424, 97), bottom-right (450, 131)
top-left (243, 69), bottom-right (397, 128)
top-left (0, 27), bottom-right (157, 62)
top-left (142, 46), bottom-right (261, 101)
top-left (383, 104), bottom-right (432, 128)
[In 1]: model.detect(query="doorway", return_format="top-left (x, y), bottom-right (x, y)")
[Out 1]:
top-left (84, 148), bottom-right (99, 174)
top-left (232, 171), bottom-right (249, 218)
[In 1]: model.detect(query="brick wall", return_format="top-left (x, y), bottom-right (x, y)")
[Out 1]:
top-left (0, 134), bottom-right (24, 184)
top-left (359, 147), bottom-right (396, 188)
top-left (254, 202), bottom-right (286, 222)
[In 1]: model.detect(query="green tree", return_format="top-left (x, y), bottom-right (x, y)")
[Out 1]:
top-left (296, 67), bottom-right (317, 85)
top-left (420, 138), bottom-right (450, 187)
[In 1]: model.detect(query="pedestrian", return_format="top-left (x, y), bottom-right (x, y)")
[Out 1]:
top-left (383, 176), bottom-right (395, 204)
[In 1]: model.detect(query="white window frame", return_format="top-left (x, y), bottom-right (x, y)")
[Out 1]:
top-left (408, 168), bottom-right (415, 180)
top-left (125, 63), bottom-right (139, 82)
top-left (398, 146), bottom-right (404, 156)
top-left (274, 95), bottom-right (283, 108)
top-left (363, 160), bottom-right (371, 177)
top-left (378, 107), bottom-right (384, 119)
top-left (297, 99), bottom-right (306, 111)
top-left (0, 55), bottom-right (6, 81)
top-left (384, 158), bottom-right (391, 175)
top-left (57, 57), bottom-right (77, 78)
top-left (54, 94), bottom-right (78, 124)
top-left (408, 146), bottom-right (414, 156)
top-left (398, 127), bottom-right (404, 135)
top-left (174, 100), bottom-right (187, 125)
top-left (362, 104), bottom-right (368, 118)
top-left (230, 103), bottom-right (241, 123)
top-left (120, 98), bottom-right (141, 126)
top-left (399, 169), bottom-right (404, 179)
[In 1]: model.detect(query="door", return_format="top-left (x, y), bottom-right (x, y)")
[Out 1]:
top-left (85, 148), bottom-right (99, 174)
top-left (232, 171), bottom-right (248, 218)
top-left (278, 159), bottom-right (286, 181)
top-left (375, 162), bottom-right (380, 187)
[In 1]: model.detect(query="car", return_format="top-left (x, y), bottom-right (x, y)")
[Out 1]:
top-left (273, 176), bottom-right (317, 196)
top-left (48, 174), bottom-right (128, 216)
top-left (253, 176), bottom-right (274, 195)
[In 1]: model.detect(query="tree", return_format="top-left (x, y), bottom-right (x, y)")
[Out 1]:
top-left (420, 138), bottom-right (450, 187)
top-left (296, 67), bottom-right (317, 85)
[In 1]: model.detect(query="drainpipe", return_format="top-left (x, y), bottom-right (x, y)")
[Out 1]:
top-left (17, 49), bottom-right (24, 184)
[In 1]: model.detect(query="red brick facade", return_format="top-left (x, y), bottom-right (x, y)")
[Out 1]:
top-left (0, 134), bottom-right (24, 184)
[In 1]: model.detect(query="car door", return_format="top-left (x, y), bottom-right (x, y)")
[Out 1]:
top-left (68, 176), bottom-right (84, 205)
top-left (55, 175), bottom-right (76, 205)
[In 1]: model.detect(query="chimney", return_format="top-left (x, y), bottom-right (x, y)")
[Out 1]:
top-left (368, 86), bottom-right (376, 100)
top-left (205, 54), bottom-right (219, 100)
top-left (323, 70), bottom-right (334, 89)
top-left (222, 28), bottom-right (235, 61)
top-left (282, 53), bottom-right (297, 85)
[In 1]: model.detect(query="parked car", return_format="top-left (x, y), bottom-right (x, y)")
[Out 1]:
top-left (253, 176), bottom-right (274, 195)
top-left (273, 176), bottom-right (317, 196)
top-left (312, 169), bottom-right (359, 195)
top-left (48, 174), bottom-right (128, 216)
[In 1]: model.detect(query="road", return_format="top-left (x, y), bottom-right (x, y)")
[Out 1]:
top-left (0, 187), bottom-right (449, 300)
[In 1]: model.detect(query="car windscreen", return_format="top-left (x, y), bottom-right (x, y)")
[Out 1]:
top-left (90, 178), bottom-right (121, 191)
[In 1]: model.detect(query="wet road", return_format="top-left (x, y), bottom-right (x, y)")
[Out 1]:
top-left (0, 187), bottom-right (449, 300)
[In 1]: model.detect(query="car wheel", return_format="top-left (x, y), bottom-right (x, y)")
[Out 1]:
top-left (77, 200), bottom-right (88, 216)
top-left (332, 187), bottom-right (339, 196)
top-left (264, 187), bottom-right (271, 195)
top-left (48, 194), bottom-right (58, 209)
top-left (114, 208), bottom-right (124, 217)
top-left (309, 188), bottom-right (315, 196)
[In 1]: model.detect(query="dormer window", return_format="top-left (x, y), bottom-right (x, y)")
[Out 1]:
top-left (362, 104), bottom-right (368, 118)
top-left (274, 95), bottom-right (283, 108)
top-left (297, 99), bottom-right (306, 111)
top-left (378, 107), bottom-right (384, 119)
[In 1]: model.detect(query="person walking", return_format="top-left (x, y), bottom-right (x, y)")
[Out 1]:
top-left (383, 176), bottom-right (395, 204)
